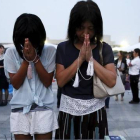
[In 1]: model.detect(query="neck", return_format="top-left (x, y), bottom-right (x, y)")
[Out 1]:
top-left (119, 57), bottom-right (122, 60)
top-left (134, 55), bottom-right (139, 58)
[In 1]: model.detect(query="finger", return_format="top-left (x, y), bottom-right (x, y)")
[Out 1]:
top-left (24, 38), bottom-right (29, 49)
top-left (87, 34), bottom-right (90, 44)
top-left (83, 41), bottom-right (86, 51)
top-left (86, 41), bottom-right (90, 51)
top-left (85, 34), bottom-right (87, 46)
top-left (26, 39), bottom-right (34, 53)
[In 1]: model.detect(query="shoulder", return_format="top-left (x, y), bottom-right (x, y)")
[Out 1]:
top-left (42, 45), bottom-right (56, 56)
top-left (5, 46), bottom-right (18, 57)
top-left (102, 42), bottom-right (113, 55)
top-left (103, 42), bottom-right (112, 51)
top-left (57, 40), bottom-right (71, 49)
top-left (43, 45), bottom-right (56, 52)
top-left (56, 40), bottom-right (71, 55)
top-left (58, 40), bottom-right (70, 46)
top-left (5, 46), bottom-right (16, 53)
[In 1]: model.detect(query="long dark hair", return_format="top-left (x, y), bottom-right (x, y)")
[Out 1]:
top-left (13, 13), bottom-right (46, 58)
top-left (119, 51), bottom-right (124, 58)
top-left (67, 0), bottom-right (103, 44)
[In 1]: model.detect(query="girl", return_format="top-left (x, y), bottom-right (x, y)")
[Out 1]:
top-left (4, 13), bottom-right (58, 140)
top-left (114, 51), bottom-right (127, 101)
top-left (55, 0), bottom-right (116, 139)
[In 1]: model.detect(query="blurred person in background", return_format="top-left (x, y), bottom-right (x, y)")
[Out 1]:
top-left (114, 51), bottom-right (127, 101)
top-left (128, 48), bottom-right (140, 104)
top-left (0, 44), bottom-right (9, 106)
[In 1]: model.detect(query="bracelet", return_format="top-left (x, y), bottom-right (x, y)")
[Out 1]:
top-left (23, 49), bottom-right (37, 63)
top-left (34, 58), bottom-right (40, 64)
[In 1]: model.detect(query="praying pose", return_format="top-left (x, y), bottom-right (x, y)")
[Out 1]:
top-left (55, 0), bottom-right (116, 139)
top-left (4, 13), bottom-right (58, 140)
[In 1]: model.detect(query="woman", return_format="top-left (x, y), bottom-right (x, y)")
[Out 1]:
top-left (114, 51), bottom-right (127, 101)
top-left (0, 44), bottom-right (9, 106)
top-left (128, 48), bottom-right (140, 104)
top-left (55, 1), bottom-right (116, 139)
top-left (4, 13), bottom-right (58, 140)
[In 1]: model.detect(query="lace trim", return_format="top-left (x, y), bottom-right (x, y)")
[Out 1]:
top-left (59, 94), bottom-right (105, 116)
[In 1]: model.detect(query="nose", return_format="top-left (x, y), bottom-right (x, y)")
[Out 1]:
top-left (84, 29), bottom-right (89, 35)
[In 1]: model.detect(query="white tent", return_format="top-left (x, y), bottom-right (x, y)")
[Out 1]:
top-left (121, 43), bottom-right (140, 52)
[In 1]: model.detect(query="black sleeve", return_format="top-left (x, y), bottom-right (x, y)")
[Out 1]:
top-left (122, 58), bottom-right (127, 73)
top-left (56, 43), bottom-right (64, 65)
top-left (114, 59), bottom-right (118, 66)
top-left (102, 42), bottom-right (114, 66)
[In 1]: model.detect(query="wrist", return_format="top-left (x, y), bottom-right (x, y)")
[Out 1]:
top-left (78, 56), bottom-right (84, 63)
top-left (23, 60), bottom-right (29, 66)
top-left (33, 56), bottom-right (39, 63)
top-left (34, 56), bottom-right (40, 64)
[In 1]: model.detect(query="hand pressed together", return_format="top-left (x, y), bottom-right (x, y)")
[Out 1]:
top-left (23, 38), bottom-right (36, 61)
top-left (79, 34), bottom-right (95, 62)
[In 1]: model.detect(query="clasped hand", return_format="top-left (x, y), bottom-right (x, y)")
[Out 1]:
top-left (23, 38), bottom-right (36, 61)
top-left (79, 34), bottom-right (93, 62)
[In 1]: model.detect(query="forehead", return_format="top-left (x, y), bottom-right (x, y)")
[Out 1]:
top-left (81, 21), bottom-right (93, 26)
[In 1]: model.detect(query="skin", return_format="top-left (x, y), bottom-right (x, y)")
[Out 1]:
top-left (9, 38), bottom-right (54, 89)
top-left (56, 21), bottom-right (116, 88)
top-left (14, 132), bottom-right (52, 140)
top-left (8, 39), bottom-right (53, 139)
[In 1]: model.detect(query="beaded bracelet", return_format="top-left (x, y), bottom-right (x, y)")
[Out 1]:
top-left (34, 58), bottom-right (40, 64)
top-left (23, 49), bottom-right (37, 63)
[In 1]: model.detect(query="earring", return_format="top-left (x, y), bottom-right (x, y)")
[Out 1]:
top-left (94, 36), bottom-right (97, 43)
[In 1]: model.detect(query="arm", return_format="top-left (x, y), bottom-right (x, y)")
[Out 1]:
top-left (56, 36), bottom-right (88, 88)
top-left (34, 59), bottom-right (54, 88)
top-left (0, 66), bottom-right (4, 68)
top-left (56, 57), bottom-right (84, 88)
top-left (126, 59), bottom-right (130, 66)
top-left (86, 37), bottom-right (116, 88)
top-left (94, 60), bottom-right (116, 87)
top-left (9, 60), bottom-right (29, 90)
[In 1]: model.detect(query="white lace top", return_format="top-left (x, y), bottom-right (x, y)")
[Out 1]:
top-left (59, 94), bottom-right (105, 116)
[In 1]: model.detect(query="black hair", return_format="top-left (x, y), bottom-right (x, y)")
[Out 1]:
top-left (13, 13), bottom-right (46, 58)
top-left (67, 0), bottom-right (103, 44)
top-left (0, 44), bottom-right (4, 49)
top-left (119, 51), bottom-right (124, 58)
top-left (134, 48), bottom-right (140, 57)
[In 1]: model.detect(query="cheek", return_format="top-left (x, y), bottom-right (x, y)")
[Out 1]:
top-left (89, 31), bottom-right (94, 38)
top-left (76, 31), bottom-right (82, 38)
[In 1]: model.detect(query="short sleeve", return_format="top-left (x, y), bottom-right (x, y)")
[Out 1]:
top-left (102, 42), bottom-right (114, 66)
top-left (42, 45), bottom-right (56, 73)
top-left (4, 47), bottom-right (18, 78)
top-left (56, 43), bottom-right (64, 65)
